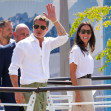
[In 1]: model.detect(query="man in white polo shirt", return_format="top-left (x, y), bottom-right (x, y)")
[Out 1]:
top-left (9, 4), bottom-right (69, 111)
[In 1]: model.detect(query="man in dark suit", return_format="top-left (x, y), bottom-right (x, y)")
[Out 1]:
top-left (0, 20), bottom-right (14, 111)
top-left (0, 22), bottom-right (30, 111)
top-left (0, 42), bottom-right (17, 111)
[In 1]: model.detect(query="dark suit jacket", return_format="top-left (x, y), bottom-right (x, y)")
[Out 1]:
top-left (0, 42), bottom-right (23, 111)
top-left (1, 42), bottom-right (21, 86)
top-left (2, 42), bottom-right (15, 87)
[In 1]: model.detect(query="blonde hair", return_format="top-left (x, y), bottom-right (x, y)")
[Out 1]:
top-left (33, 15), bottom-right (49, 27)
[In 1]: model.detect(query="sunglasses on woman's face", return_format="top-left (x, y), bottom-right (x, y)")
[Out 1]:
top-left (80, 29), bottom-right (92, 34)
top-left (34, 24), bottom-right (47, 30)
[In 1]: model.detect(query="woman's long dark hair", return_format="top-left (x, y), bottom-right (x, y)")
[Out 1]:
top-left (72, 22), bottom-right (96, 54)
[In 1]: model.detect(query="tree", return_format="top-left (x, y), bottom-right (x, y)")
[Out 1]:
top-left (70, 6), bottom-right (111, 72)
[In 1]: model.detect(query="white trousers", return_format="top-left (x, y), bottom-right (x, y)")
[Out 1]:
top-left (72, 78), bottom-right (95, 111)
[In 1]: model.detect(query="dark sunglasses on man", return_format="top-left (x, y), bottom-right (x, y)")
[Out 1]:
top-left (80, 29), bottom-right (92, 34)
top-left (34, 24), bottom-right (46, 30)
top-left (0, 21), bottom-right (5, 28)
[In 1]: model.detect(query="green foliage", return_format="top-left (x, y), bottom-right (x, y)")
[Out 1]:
top-left (70, 6), bottom-right (111, 72)
top-left (96, 39), bottom-right (111, 72)
top-left (70, 6), bottom-right (111, 37)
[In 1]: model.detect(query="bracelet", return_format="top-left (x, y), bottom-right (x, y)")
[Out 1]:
top-left (53, 20), bottom-right (58, 24)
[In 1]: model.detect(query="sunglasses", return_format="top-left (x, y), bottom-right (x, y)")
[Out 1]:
top-left (34, 24), bottom-right (46, 30)
top-left (0, 21), bottom-right (5, 27)
top-left (80, 29), bottom-right (92, 34)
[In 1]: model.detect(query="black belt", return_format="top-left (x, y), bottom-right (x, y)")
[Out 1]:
top-left (79, 74), bottom-right (91, 78)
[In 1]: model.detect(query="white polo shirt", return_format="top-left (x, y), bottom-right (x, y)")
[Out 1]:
top-left (9, 33), bottom-right (68, 85)
top-left (69, 45), bottom-right (94, 78)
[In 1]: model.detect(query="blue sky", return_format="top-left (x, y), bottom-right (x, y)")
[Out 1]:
top-left (0, 0), bottom-right (52, 18)
top-left (0, 0), bottom-right (100, 26)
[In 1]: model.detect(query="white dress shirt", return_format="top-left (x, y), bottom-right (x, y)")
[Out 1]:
top-left (69, 45), bottom-right (94, 78)
top-left (9, 33), bottom-right (68, 85)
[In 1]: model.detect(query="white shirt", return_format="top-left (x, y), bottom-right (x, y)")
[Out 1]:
top-left (69, 45), bottom-right (94, 78)
top-left (9, 33), bottom-right (69, 85)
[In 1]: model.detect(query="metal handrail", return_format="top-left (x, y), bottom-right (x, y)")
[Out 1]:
top-left (0, 76), bottom-right (111, 111)
top-left (0, 84), bottom-right (111, 110)
top-left (48, 75), bottom-right (111, 81)
top-left (0, 87), bottom-right (37, 93)
top-left (1, 84), bottom-right (111, 93)
top-left (48, 80), bottom-right (72, 85)
top-left (47, 75), bottom-right (111, 85)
